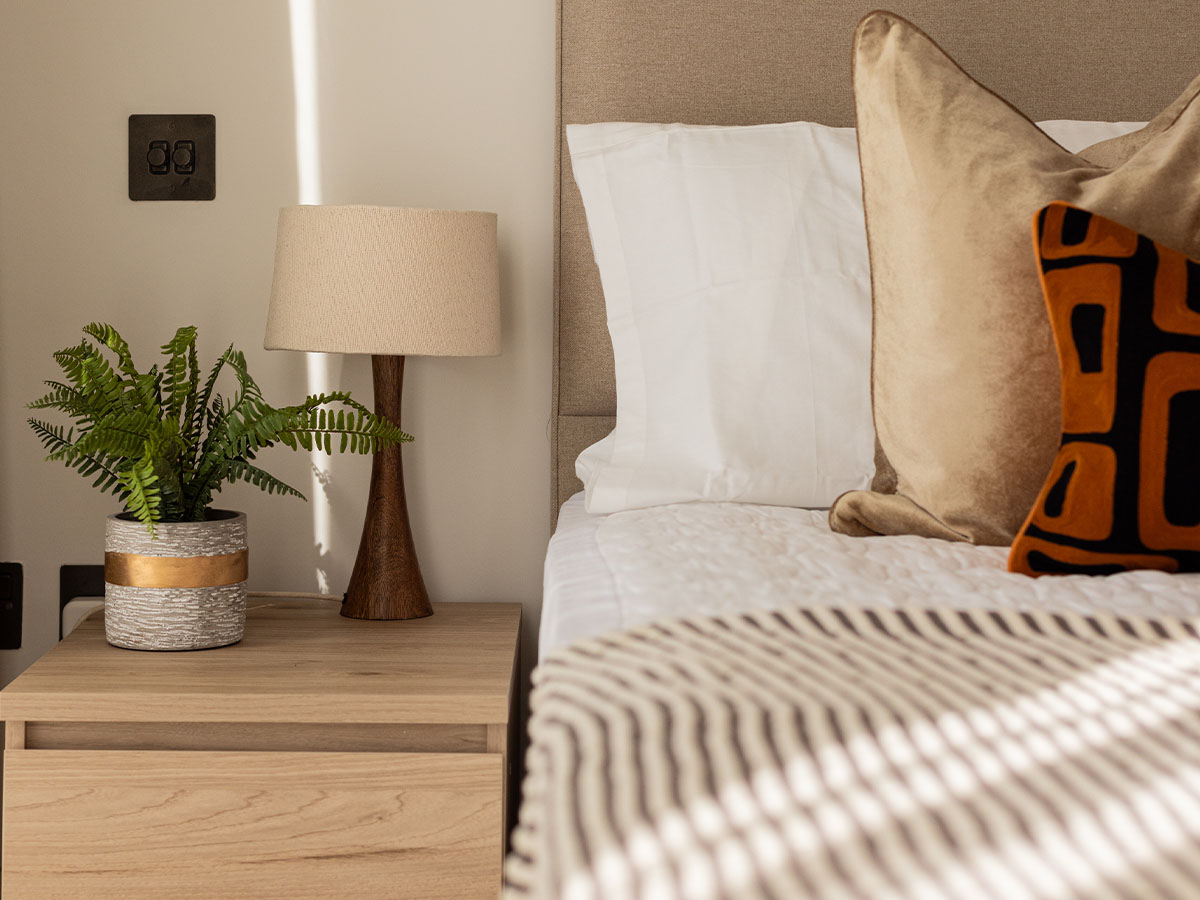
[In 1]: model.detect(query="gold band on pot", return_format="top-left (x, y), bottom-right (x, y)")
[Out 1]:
top-left (104, 549), bottom-right (249, 589)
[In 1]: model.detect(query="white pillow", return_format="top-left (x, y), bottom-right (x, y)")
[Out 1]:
top-left (568, 118), bottom-right (1145, 515)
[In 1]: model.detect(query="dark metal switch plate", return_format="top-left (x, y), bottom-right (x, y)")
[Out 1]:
top-left (0, 563), bottom-right (22, 650)
top-left (128, 114), bottom-right (215, 201)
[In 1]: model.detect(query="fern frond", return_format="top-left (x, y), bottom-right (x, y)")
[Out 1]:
top-left (282, 405), bottom-right (412, 454)
top-left (135, 419), bottom-right (187, 522)
top-left (181, 337), bottom-right (201, 462)
top-left (51, 340), bottom-right (91, 384)
top-left (119, 457), bottom-right (161, 537)
top-left (227, 459), bottom-right (306, 500)
top-left (222, 349), bottom-right (266, 417)
top-left (73, 409), bottom-right (162, 459)
top-left (187, 345), bottom-right (231, 461)
top-left (162, 325), bottom-right (198, 424)
top-left (82, 322), bottom-right (139, 378)
top-left (84, 355), bottom-right (128, 413)
top-left (131, 366), bottom-right (162, 415)
top-left (183, 392), bottom-right (230, 519)
top-left (28, 418), bottom-right (74, 455)
top-left (27, 381), bottom-right (88, 415)
top-left (57, 344), bottom-right (134, 423)
top-left (32, 418), bottom-right (127, 493)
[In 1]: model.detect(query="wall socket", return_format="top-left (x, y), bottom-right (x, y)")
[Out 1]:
top-left (0, 563), bottom-right (22, 650)
top-left (59, 565), bottom-right (105, 640)
top-left (128, 114), bottom-right (215, 201)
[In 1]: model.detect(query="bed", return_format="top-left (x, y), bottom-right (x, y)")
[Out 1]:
top-left (511, 2), bottom-right (1200, 897)
top-left (539, 495), bottom-right (1200, 658)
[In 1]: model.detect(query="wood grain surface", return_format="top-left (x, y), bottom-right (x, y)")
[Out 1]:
top-left (3, 750), bottom-right (501, 899)
top-left (0, 600), bottom-right (521, 724)
top-left (344, 355), bottom-right (434, 620)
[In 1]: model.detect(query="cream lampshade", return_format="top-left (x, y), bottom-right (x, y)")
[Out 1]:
top-left (265, 205), bottom-right (500, 620)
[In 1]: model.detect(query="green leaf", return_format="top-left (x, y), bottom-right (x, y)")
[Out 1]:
top-left (227, 459), bottom-right (306, 500)
top-left (31, 324), bottom-right (415, 529)
top-left (82, 322), bottom-right (139, 379)
top-left (162, 325), bottom-right (198, 426)
top-left (181, 338), bottom-right (200, 464)
top-left (187, 346), bottom-right (231, 464)
top-left (119, 456), bottom-right (161, 537)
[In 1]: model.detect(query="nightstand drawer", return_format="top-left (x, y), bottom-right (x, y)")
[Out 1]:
top-left (2, 749), bottom-right (502, 899)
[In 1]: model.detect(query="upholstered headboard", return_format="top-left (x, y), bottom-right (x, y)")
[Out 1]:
top-left (552, 0), bottom-right (1197, 522)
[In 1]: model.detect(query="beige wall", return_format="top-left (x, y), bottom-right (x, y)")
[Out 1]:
top-left (0, 0), bottom-right (554, 683)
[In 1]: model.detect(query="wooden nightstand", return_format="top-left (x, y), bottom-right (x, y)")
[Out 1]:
top-left (0, 599), bottom-right (521, 899)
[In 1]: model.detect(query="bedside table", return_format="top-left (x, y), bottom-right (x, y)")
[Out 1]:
top-left (0, 599), bottom-right (521, 900)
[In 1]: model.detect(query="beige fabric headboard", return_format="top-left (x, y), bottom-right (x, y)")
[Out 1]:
top-left (553, 0), bottom-right (1197, 522)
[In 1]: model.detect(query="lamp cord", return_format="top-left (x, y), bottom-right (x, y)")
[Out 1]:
top-left (247, 590), bottom-right (342, 602)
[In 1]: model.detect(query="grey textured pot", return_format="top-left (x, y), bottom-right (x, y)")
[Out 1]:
top-left (103, 510), bottom-right (248, 651)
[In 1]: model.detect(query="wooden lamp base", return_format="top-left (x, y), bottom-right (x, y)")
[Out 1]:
top-left (342, 354), bottom-right (433, 620)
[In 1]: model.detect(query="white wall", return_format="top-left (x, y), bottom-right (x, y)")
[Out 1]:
top-left (0, 0), bottom-right (554, 683)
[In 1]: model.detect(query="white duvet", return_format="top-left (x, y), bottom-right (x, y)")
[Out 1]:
top-left (540, 493), bottom-right (1200, 657)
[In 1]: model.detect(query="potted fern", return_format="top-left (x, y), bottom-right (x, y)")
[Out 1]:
top-left (28, 323), bottom-right (410, 650)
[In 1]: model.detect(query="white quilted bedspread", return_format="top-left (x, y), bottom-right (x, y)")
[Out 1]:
top-left (540, 494), bottom-right (1200, 656)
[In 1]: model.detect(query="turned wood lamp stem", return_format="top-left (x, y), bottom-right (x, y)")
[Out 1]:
top-left (342, 355), bottom-right (432, 620)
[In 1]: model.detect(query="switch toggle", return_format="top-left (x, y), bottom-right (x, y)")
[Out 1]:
top-left (172, 140), bottom-right (194, 174)
top-left (147, 141), bottom-right (170, 174)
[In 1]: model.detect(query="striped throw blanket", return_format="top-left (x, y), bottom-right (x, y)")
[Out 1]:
top-left (506, 606), bottom-right (1200, 899)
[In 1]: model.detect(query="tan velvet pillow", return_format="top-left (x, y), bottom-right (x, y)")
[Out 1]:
top-left (829, 11), bottom-right (1200, 545)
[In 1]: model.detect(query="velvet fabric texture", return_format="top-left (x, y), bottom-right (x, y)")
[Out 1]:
top-left (1010, 204), bottom-right (1200, 576)
top-left (829, 11), bottom-right (1200, 545)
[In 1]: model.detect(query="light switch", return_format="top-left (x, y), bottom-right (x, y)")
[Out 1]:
top-left (129, 114), bottom-right (215, 201)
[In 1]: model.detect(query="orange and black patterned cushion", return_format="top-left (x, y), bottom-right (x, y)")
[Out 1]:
top-left (1010, 202), bottom-right (1200, 577)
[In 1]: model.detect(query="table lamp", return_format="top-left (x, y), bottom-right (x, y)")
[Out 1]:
top-left (265, 205), bottom-right (500, 620)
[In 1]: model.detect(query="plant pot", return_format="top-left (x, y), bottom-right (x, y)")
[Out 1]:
top-left (103, 510), bottom-right (248, 651)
